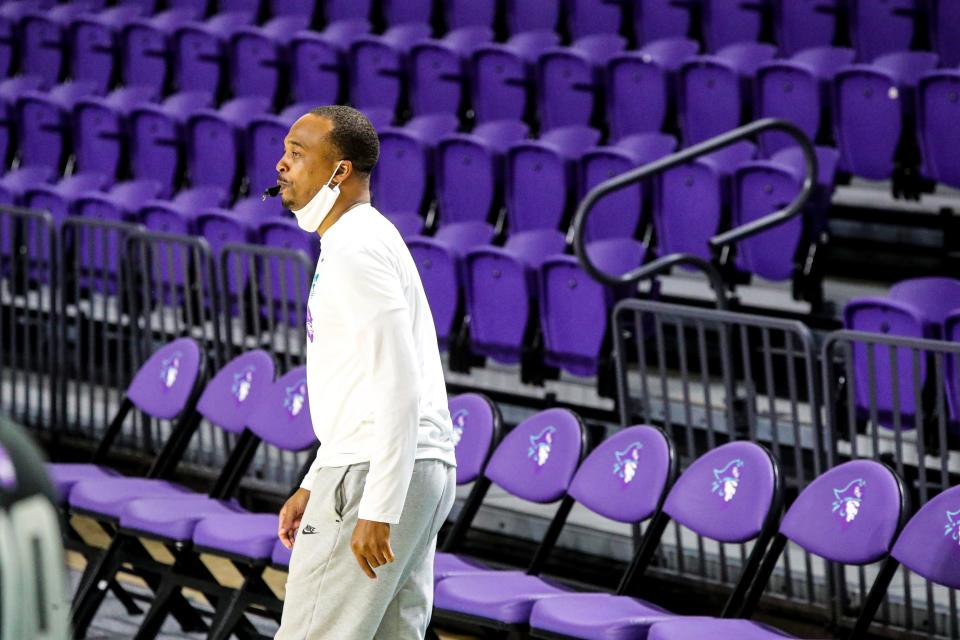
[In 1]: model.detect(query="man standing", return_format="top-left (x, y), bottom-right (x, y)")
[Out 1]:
top-left (274, 106), bottom-right (457, 639)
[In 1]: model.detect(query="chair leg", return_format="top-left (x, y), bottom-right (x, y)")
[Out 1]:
top-left (139, 560), bottom-right (208, 633)
top-left (70, 537), bottom-right (127, 639)
top-left (109, 578), bottom-right (143, 615)
top-left (206, 582), bottom-right (250, 640)
top-left (131, 574), bottom-right (180, 640)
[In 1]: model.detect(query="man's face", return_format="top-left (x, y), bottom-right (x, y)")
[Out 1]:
top-left (276, 115), bottom-right (338, 211)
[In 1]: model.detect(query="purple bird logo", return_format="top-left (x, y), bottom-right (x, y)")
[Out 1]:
top-left (712, 459), bottom-right (744, 503)
top-left (612, 442), bottom-right (644, 484)
top-left (944, 510), bottom-right (960, 544)
top-left (231, 366), bottom-right (256, 403)
top-left (283, 379), bottom-right (308, 418)
top-left (832, 479), bottom-right (866, 524)
top-left (159, 351), bottom-right (183, 390)
top-left (528, 426), bottom-right (557, 467)
top-left (451, 409), bottom-right (468, 447)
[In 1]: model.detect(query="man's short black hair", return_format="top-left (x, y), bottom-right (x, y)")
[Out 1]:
top-left (309, 105), bottom-right (380, 176)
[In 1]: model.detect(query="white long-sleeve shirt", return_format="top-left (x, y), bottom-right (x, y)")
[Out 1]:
top-left (300, 203), bottom-right (456, 524)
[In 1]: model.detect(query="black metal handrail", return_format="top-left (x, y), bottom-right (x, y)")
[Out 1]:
top-left (572, 118), bottom-right (817, 309)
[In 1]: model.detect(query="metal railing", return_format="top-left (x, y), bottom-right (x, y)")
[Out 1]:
top-left (571, 118), bottom-right (818, 309)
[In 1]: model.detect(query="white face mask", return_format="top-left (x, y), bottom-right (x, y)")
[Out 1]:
top-left (291, 161), bottom-right (343, 232)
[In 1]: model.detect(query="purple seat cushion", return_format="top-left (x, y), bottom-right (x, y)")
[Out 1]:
top-left (193, 513), bottom-right (278, 559)
top-left (385, 212), bottom-right (424, 239)
top-left (434, 571), bottom-right (570, 624)
top-left (528, 592), bottom-right (674, 640)
top-left (271, 540), bottom-right (292, 566)
top-left (68, 477), bottom-right (191, 518)
top-left (647, 618), bottom-right (795, 640)
top-left (434, 551), bottom-right (488, 585)
top-left (47, 463), bottom-right (119, 501)
top-left (119, 496), bottom-right (245, 540)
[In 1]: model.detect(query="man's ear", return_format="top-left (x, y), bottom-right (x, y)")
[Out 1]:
top-left (334, 160), bottom-right (353, 185)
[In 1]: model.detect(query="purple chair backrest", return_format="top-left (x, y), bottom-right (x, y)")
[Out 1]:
top-left (756, 62), bottom-right (822, 156)
top-left (130, 106), bottom-right (182, 196)
top-left (844, 298), bottom-right (930, 423)
top-left (918, 71), bottom-right (960, 190)
top-left (449, 393), bottom-right (499, 485)
top-left (230, 28), bottom-right (287, 101)
top-left (436, 136), bottom-right (500, 226)
top-left (947, 313), bottom-right (960, 423)
top-left (654, 160), bottom-right (722, 262)
top-left (127, 337), bottom-right (203, 420)
top-left (327, 0), bottom-right (373, 23)
top-left (267, 0), bottom-right (314, 18)
top-left (833, 65), bottom-right (903, 181)
top-left (662, 441), bottom-right (777, 543)
top-left (188, 111), bottom-right (243, 193)
top-left (350, 37), bottom-right (404, 113)
top-left (71, 19), bottom-right (115, 95)
top-left (445, 0), bottom-right (496, 29)
top-left (21, 14), bottom-right (66, 86)
top-left (247, 116), bottom-right (291, 198)
top-left (484, 408), bottom-right (585, 503)
top-left (780, 460), bottom-right (903, 564)
top-left (633, 0), bottom-right (690, 44)
top-left (173, 25), bottom-right (224, 96)
top-left (122, 22), bottom-right (169, 98)
top-left (373, 130), bottom-right (430, 218)
top-left (931, 0), bottom-right (960, 67)
top-left (607, 53), bottom-right (671, 139)
top-left (566, 0), bottom-right (623, 40)
top-left (775, 0), bottom-right (838, 56)
top-left (506, 0), bottom-right (559, 34)
top-left (382, 0), bottom-right (432, 26)
top-left (195, 349), bottom-right (275, 434)
top-left (568, 425), bottom-right (673, 523)
top-left (891, 483), bottom-right (960, 589)
top-left (245, 366), bottom-right (316, 451)
top-left (850, 0), bottom-right (917, 62)
top-left (74, 100), bottom-right (124, 182)
top-left (888, 277), bottom-right (960, 336)
top-left (18, 95), bottom-right (67, 170)
top-left (290, 34), bottom-right (341, 106)
top-left (702, 0), bottom-right (763, 52)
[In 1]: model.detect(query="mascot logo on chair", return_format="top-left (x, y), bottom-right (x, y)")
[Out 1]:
top-left (283, 379), bottom-right (308, 418)
top-left (231, 366), bottom-right (256, 404)
top-left (832, 479), bottom-right (866, 525)
top-left (945, 510), bottom-right (960, 545)
top-left (528, 426), bottom-right (557, 467)
top-left (451, 409), bottom-right (468, 447)
top-left (712, 459), bottom-right (744, 503)
top-left (159, 351), bottom-right (183, 390)
top-left (613, 442), bottom-right (644, 484)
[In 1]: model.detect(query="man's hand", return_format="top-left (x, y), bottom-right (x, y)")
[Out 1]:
top-left (351, 519), bottom-right (395, 579)
top-left (278, 488), bottom-right (311, 549)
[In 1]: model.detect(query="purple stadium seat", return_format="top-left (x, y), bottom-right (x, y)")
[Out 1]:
top-left (408, 120), bottom-right (529, 345)
top-left (325, 0), bottom-right (373, 24)
top-left (756, 47), bottom-right (855, 156)
top-left (850, 0), bottom-right (919, 62)
top-left (731, 145), bottom-right (839, 284)
top-left (537, 34), bottom-right (627, 131)
top-left (833, 51), bottom-right (939, 181)
top-left (289, 23), bottom-right (370, 106)
top-left (566, 0), bottom-right (626, 40)
top-left (436, 425), bottom-right (673, 628)
top-left (447, 393), bottom-right (501, 485)
top-left (465, 125), bottom-right (600, 364)
top-left (172, 12), bottom-right (257, 98)
top-left (890, 484), bottom-right (960, 593)
top-left (679, 42), bottom-right (777, 145)
top-left (887, 277), bottom-right (960, 339)
top-left (539, 133), bottom-right (677, 376)
top-left (606, 38), bottom-right (700, 140)
top-left (381, 0), bottom-right (433, 27)
top-left (506, 0), bottom-right (560, 35)
top-left (930, 0), bottom-right (960, 67)
top-left (433, 407), bottom-right (586, 588)
top-left (528, 440), bottom-right (781, 638)
top-left (775, 0), bottom-right (839, 56)
top-left (349, 23), bottom-right (433, 119)
top-left (0, 0), bottom-right (54, 78)
top-left (648, 459), bottom-right (905, 640)
top-left (633, 0), bottom-right (693, 44)
top-left (229, 15), bottom-right (309, 104)
top-left (21, 4), bottom-right (90, 87)
top-left (844, 297), bottom-right (932, 430)
top-left (246, 112), bottom-right (297, 201)
top-left (265, 0), bottom-right (314, 19)
top-left (258, 218), bottom-right (320, 326)
top-left (46, 337), bottom-right (206, 501)
top-left (372, 114), bottom-right (460, 239)
top-left (445, 0), bottom-right (497, 29)
top-left (653, 141), bottom-right (756, 265)
top-left (410, 26), bottom-right (494, 117)
top-left (918, 70), bottom-right (960, 189)
top-left (471, 31), bottom-right (561, 123)
top-left (0, 76), bottom-right (44, 172)
top-left (701, 0), bottom-right (768, 52)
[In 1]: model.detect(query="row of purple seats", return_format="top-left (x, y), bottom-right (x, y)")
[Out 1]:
top-left (844, 277), bottom-right (960, 435)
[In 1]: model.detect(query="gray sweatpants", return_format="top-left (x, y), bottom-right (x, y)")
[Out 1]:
top-left (275, 458), bottom-right (456, 640)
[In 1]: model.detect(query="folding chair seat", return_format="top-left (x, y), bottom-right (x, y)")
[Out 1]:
top-left (774, 0), bottom-right (840, 56)
top-left (930, 0), bottom-right (960, 67)
top-left (918, 70), bottom-right (960, 189)
top-left (756, 47), bottom-right (855, 155)
top-left (47, 337), bottom-right (207, 502)
top-left (172, 11), bottom-right (257, 98)
top-left (409, 120), bottom-right (529, 345)
top-left (464, 125), bottom-right (600, 364)
top-left (471, 31), bottom-right (560, 123)
top-left (833, 51), bottom-right (938, 182)
top-left (373, 114), bottom-right (460, 239)
top-left (349, 23), bottom-right (433, 120)
top-left (701, 0), bottom-right (767, 52)
top-left (444, 0), bottom-right (497, 30)
top-left (381, 0), bottom-right (434, 28)
top-left (537, 34), bottom-right (627, 131)
top-left (652, 141), bottom-right (756, 264)
top-left (539, 133), bottom-right (676, 376)
top-left (229, 15), bottom-right (310, 104)
top-left (523, 440), bottom-right (783, 637)
top-left (850, 0), bottom-right (919, 62)
top-left (633, 0), bottom-right (693, 44)
top-left (886, 277), bottom-right (960, 339)
top-left (410, 26), bottom-right (494, 117)
top-left (20, 4), bottom-right (90, 87)
top-left (679, 42), bottom-right (776, 145)
top-left (505, 0), bottom-right (560, 35)
top-left (566, 0), bottom-right (626, 40)
top-left (646, 459), bottom-right (906, 640)
top-left (606, 37), bottom-right (699, 140)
